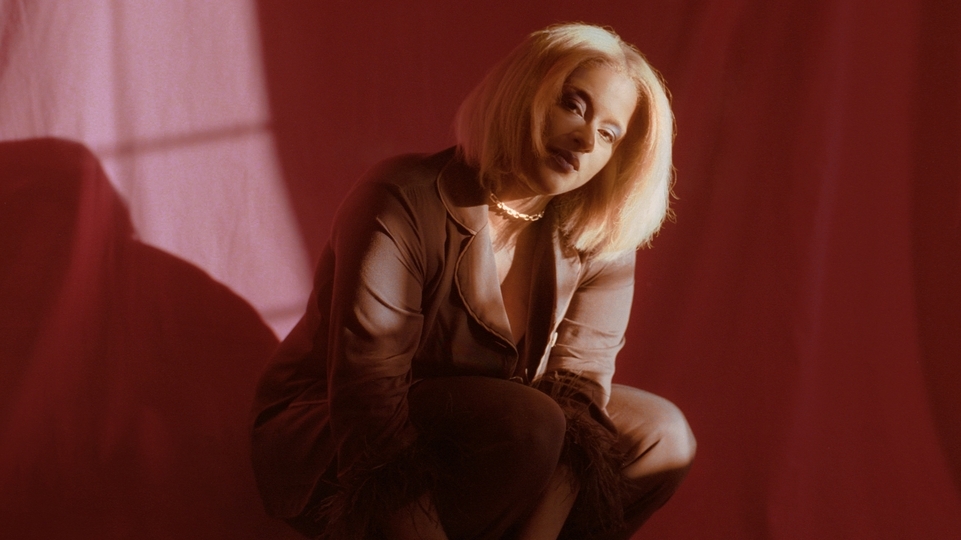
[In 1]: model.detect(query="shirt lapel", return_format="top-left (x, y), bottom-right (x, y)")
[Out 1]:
top-left (437, 155), bottom-right (515, 350)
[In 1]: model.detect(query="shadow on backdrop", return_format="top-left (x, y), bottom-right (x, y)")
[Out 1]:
top-left (0, 138), bottom-right (298, 539)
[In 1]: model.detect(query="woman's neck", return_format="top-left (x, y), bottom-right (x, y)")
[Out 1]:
top-left (491, 181), bottom-right (553, 219)
top-left (488, 194), bottom-right (551, 252)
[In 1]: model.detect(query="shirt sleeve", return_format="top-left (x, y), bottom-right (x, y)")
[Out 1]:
top-left (545, 250), bottom-right (636, 411)
top-left (325, 178), bottom-right (427, 477)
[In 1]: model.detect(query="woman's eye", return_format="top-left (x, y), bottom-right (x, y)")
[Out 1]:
top-left (561, 96), bottom-right (583, 115)
top-left (599, 130), bottom-right (615, 143)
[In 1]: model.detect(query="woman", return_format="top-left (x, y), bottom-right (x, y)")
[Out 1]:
top-left (251, 23), bottom-right (695, 540)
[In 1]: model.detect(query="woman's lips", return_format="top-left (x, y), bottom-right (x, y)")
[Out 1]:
top-left (549, 149), bottom-right (579, 173)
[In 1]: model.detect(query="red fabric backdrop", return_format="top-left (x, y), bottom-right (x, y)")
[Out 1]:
top-left (1, 1), bottom-right (959, 538)
top-left (257, 1), bottom-right (961, 538)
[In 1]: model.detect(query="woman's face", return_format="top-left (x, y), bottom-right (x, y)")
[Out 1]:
top-left (529, 62), bottom-right (638, 196)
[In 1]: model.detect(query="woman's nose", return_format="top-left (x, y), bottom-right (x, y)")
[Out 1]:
top-left (571, 124), bottom-right (595, 152)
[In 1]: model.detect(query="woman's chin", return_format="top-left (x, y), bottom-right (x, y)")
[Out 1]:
top-left (534, 169), bottom-right (591, 197)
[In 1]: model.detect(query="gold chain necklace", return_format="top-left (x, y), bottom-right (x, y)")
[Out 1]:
top-left (489, 192), bottom-right (545, 222)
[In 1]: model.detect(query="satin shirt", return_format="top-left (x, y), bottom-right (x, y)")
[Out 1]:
top-left (251, 148), bottom-right (636, 518)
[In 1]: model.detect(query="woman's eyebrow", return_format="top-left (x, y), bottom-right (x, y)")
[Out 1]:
top-left (565, 84), bottom-right (593, 106)
top-left (564, 83), bottom-right (626, 135)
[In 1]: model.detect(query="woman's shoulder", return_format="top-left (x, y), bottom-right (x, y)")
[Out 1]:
top-left (579, 247), bottom-right (637, 285)
top-left (358, 147), bottom-right (457, 193)
top-left (332, 148), bottom-right (459, 235)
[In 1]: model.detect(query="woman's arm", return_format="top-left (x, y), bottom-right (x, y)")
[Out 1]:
top-left (319, 174), bottom-right (439, 538)
top-left (326, 178), bottom-right (428, 474)
top-left (532, 250), bottom-right (637, 537)
top-left (544, 250), bottom-right (636, 411)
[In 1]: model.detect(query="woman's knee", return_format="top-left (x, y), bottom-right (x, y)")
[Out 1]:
top-left (409, 376), bottom-right (567, 469)
top-left (650, 399), bottom-right (696, 472)
top-left (488, 383), bottom-right (567, 466)
top-left (609, 385), bottom-right (696, 478)
top-left (408, 377), bottom-right (568, 530)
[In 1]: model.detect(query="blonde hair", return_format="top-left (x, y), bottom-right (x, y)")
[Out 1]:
top-left (455, 23), bottom-right (674, 259)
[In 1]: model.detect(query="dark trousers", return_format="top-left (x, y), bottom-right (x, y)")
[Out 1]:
top-left (290, 375), bottom-right (695, 539)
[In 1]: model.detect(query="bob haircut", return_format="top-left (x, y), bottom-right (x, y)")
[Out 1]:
top-left (455, 23), bottom-right (674, 259)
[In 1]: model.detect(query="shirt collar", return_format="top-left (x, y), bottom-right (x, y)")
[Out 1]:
top-left (436, 149), bottom-right (488, 235)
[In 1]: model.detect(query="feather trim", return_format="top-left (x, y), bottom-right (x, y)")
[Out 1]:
top-left (534, 371), bottom-right (633, 539)
top-left (301, 440), bottom-right (438, 540)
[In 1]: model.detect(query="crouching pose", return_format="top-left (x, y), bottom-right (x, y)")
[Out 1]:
top-left (251, 22), bottom-right (696, 540)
